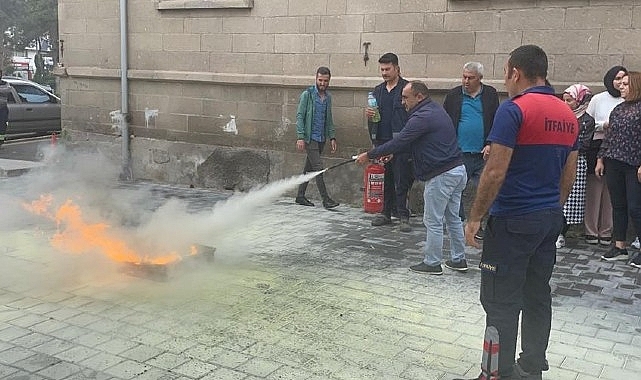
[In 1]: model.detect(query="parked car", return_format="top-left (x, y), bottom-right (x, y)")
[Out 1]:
top-left (1, 76), bottom-right (61, 137)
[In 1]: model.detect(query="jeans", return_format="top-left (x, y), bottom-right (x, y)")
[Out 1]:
top-left (604, 158), bottom-right (641, 242)
top-left (480, 209), bottom-right (563, 377)
top-left (297, 140), bottom-right (330, 201)
top-left (422, 165), bottom-right (467, 266)
top-left (459, 152), bottom-right (485, 221)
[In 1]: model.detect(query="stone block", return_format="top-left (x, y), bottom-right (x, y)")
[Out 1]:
top-left (244, 53), bottom-right (283, 74)
top-left (288, 0), bottom-right (328, 16)
top-left (302, 16), bottom-right (320, 35)
top-left (397, 54), bottom-right (427, 78)
top-left (361, 32), bottom-right (415, 55)
top-left (320, 15), bottom-right (365, 33)
top-left (184, 18), bottom-right (224, 34)
top-left (374, 13), bottom-right (423, 32)
top-left (327, 0), bottom-right (347, 15)
top-left (328, 54), bottom-right (380, 77)
top-left (201, 34), bottom-right (232, 52)
top-left (60, 18), bottom-right (87, 34)
top-left (423, 13), bottom-right (445, 31)
top-left (475, 31), bottom-right (523, 54)
top-left (274, 34), bottom-right (314, 54)
top-left (264, 17), bottom-right (306, 34)
top-left (129, 18), bottom-right (184, 34)
top-left (97, 1), bottom-right (120, 18)
top-left (232, 34), bottom-right (274, 53)
top-left (223, 17), bottom-right (264, 33)
top-left (566, 6), bottom-right (631, 29)
top-left (163, 34), bottom-right (201, 52)
top-left (444, 11), bottom-right (500, 32)
top-left (156, 113), bottom-right (189, 132)
top-left (523, 30), bottom-right (599, 54)
top-left (282, 54), bottom-right (330, 76)
top-left (237, 101), bottom-right (283, 122)
top-left (64, 50), bottom-right (100, 68)
top-left (346, 0), bottom-right (400, 14)
top-left (599, 29), bottom-right (641, 54)
top-left (130, 33), bottom-right (163, 52)
top-left (447, 0), bottom-right (494, 11)
top-left (202, 100), bottom-right (239, 120)
top-left (208, 52), bottom-right (246, 73)
top-left (499, 8), bottom-right (566, 30)
top-left (251, 0), bottom-right (287, 16)
top-left (425, 54), bottom-right (495, 78)
top-left (167, 97), bottom-right (204, 116)
top-left (413, 32), bottom-right (475, 54)
top-left (196, 148), bottom-right (271, 191)
top-left (549, 54), bottom-right (623, 84)
top-left (401, 0), bottom-right (446, 12)
top-left (86, 17), bottom-right (119, 33)
top-left (315, 34), bottom-right (362, 54)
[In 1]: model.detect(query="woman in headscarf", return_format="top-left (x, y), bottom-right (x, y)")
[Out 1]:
top-left (556, 84), bottom-right (595, 248)
top-left (584, 66), bottom-right (627, 246)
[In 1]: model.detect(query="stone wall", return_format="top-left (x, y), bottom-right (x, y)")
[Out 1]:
top-left (56, 0), bottom-right (641, 205)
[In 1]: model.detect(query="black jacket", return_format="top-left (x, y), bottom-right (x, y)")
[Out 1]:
top-left (368, 77), bottom-right (409, 143)
top-left (442, 84), bottom-right (499, 146)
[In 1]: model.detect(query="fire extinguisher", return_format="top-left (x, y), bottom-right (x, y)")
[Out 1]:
top-left (363, 161), bottom-right (385, 213)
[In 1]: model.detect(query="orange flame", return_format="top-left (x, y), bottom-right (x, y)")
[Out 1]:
top-left (24, 195), bottom-right (182, 265)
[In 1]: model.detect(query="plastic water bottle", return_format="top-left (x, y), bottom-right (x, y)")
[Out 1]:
top-left (367, 92), bottom-right (381, 123)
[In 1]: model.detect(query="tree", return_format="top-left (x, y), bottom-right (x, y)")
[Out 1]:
top-left (0, 0), bottom-right (58, 81)
top-left (0, 0), bottom-right (24, 72)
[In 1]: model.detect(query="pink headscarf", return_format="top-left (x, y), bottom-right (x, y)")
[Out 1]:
top-left (564, 84), bottom-right (592, 118)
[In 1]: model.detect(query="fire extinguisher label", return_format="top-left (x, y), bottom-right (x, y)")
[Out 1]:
top-left (367, 173), bottom-right (384, 202)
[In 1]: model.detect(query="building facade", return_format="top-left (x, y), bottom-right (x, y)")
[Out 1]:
top-left (56, 0), bottom-right (641, 204)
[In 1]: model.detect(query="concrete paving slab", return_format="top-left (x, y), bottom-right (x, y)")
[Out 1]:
top-left (0, 179), bottom-right (639, 379)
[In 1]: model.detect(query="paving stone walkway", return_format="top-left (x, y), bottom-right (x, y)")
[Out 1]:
top-left (0, 178), bottom-right (639, 380)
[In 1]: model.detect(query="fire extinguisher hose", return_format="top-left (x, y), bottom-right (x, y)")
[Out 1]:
top-left (324, 156), bottom-right (359, 171)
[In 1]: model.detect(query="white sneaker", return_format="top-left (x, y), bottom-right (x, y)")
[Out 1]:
top-left (632, 237), bottom-right (640, 250)
top-left (555, 234), bottom-right (565, 249)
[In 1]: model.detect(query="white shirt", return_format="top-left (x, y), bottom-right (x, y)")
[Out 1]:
top-left (586, 91), bottom-right (624, 140)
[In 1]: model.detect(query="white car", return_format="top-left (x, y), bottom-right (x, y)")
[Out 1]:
top-left (2, 76), bottom-right (61, 136)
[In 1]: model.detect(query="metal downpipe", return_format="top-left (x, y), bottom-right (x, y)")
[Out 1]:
top-left (119, 0), bottom-right (132, 180)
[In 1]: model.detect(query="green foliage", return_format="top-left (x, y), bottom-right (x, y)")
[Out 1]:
top-left (0, 0), bottom-right (58, 76)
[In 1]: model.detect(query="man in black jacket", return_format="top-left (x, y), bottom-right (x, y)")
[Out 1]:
top-left (366, 53), bottom-right (414, 232)
top-left (443, 62), bottom-right (499, 240)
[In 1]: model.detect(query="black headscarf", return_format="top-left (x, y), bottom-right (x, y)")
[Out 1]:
top-left (603, 66), bottom-right (627, 97)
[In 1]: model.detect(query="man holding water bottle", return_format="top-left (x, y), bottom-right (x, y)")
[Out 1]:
top-left (366, 53), bottom-right (414, 232)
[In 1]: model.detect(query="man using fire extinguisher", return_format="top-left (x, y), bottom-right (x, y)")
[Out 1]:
top-left (366, 53), bottom-right (415, 232)
top-left (356, 80), bottom-right (468, 275)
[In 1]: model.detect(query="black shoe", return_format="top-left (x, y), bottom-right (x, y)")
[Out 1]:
top-left (445, 259), bottom-right (468, 272)
top-left (630, 253), bottom-right (641, 269)
top-left (599, 237), bottom-right (612, 246)
top-left (601, 246), bottom-right (629, 261)
top-left (371, 214), bottom-right (392, 226)
top-left (323, 198), bottom-right (339, 209)
top-left (454, 363), bottom-right (542, 380)
top-left (474, 228), bottom-right (484, 241)
top-left (295, 197), bottom-right (314, 207)
top-left (585, 235), bottom-right (599, 244)
top-left (409, 262), bottom-right (442, 275)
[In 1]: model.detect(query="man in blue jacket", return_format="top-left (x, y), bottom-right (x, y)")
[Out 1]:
top-left (356, 80), bottom-right (468, 275)
top-left (295, 66), bottom-right (339, 209)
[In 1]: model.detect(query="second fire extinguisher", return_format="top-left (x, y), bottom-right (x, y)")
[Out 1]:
top-left (363, 162), bottom-right (385, 213)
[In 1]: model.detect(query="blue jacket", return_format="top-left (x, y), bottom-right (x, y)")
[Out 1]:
top-left (368, 97), bottom-right (463, 181)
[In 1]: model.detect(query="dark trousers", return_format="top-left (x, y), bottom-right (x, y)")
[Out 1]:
top-left (297, 140), bottom-right (330, 201)
top-left (382, 152), bottom-right (414, 219)
top-left (480, 209), bottom-right (563, 376)
top-left (604, 158), bottom-right (641, 242)
top-left (459, 152), bottom-right (485, 221)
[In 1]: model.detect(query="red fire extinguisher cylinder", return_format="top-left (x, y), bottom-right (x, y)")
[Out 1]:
top-left (363, 163), bottom-right (385, 213)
